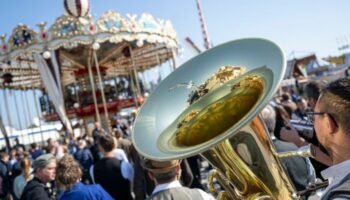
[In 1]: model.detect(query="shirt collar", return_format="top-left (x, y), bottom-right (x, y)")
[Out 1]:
top-left (152, 180), bottom-right (182, 194)
top-left (321, 160), bottom-right (350, 183)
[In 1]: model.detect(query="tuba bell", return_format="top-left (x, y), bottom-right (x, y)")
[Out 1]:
top-left (132, 38), bottom-right (300, 199)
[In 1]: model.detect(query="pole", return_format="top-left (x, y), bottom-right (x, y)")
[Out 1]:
top-left (74, 82), bottom-right (80, 107)
top-left (93, 50), bottom-right (111, 133)
top-left (3, 89), bottom-right (13, 142)
top-left (0, 92), bottom-right (11, 152)
top-left (168, 48), bottom-right (177, 70)
top-left (0, 115), bottom-right (11, 152)
top-left (196, 0), bottom-right (211, 49)
top-left (128, 45), bottom-right (141, 107)
top-left (128, 45), bottom-right (142, 96)
top-left (87, 50), bottom-right (101, 124)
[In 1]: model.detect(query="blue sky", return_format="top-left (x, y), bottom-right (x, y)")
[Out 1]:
top-left (1, 0), bottom-right (350, 129)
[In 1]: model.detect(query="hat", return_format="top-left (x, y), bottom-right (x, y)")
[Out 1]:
top-left (33, 154), bottom-right (56, 171)
top-left (142, 158), bottom-right (179, 173)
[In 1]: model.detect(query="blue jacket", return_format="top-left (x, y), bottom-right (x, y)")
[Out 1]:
top-left (74, 148), bottom-right (94, 171)
top-left (59, 183), bottom-right (114, 200)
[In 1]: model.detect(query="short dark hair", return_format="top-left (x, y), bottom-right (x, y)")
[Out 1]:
top-left (318, 78), bottom-right (350, 135)
top-left (31, 143), bottom-right (37, 149)
top-left (304, 81), bottom-right (320, 101)
top-left (152, 169), bottom-right (177, 184)
top-left (98, 134), bottom-right (115, 152)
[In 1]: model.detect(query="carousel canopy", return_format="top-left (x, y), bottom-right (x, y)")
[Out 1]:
top-left (0, 2), bottom-right (178, 90)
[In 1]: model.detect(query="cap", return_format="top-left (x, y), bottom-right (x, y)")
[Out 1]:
top-left (142, 158), bottom-right (179, 173)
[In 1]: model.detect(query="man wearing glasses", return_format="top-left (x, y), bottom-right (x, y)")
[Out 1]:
top-left (310, 78), bottom-right (350, 199)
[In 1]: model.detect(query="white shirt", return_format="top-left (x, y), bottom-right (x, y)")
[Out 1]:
top-left (112, 148), bottom-right (129, 162)
top-left (317, 160), bottom-right (350, 199)
top-left (152, 180), bottom-right (215, 200)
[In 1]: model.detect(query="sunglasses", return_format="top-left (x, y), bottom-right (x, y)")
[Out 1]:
top-left (306, 112), bottom-right (338, 127)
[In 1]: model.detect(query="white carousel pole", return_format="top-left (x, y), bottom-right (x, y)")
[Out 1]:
top-left (0, 92), bottom-right (11, 152)
top-left (87, 50), bottom-right (101, 125)
top-left (0, 115), bottom-right (11, 152)
top-left (74, 81), bottom-right (80, 107)
top-left (92, 44), bottom-right (111, 133)
top-left (171, 48), bottom-right (177, 70)
top-left (128, 68), bottom-right (139, 108)
top-left (3, 89), bottom-right (13, 141)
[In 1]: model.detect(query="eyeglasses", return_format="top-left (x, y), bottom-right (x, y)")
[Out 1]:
top-left (306, 111), bottom-right (338, 127)
top-left (306, 112), bottom-right (325, 124)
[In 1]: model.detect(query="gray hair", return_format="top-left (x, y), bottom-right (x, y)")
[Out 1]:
top-left (33, 154), bottom-right (56, 172)
top-left (260, 105), bottom-right (276, 135)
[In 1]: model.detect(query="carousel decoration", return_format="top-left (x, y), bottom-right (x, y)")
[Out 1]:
top-left (0, 0), bottom-right (178, 135)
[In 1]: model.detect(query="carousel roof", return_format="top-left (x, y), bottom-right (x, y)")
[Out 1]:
top-left (0, 2), bottom-right (178, 90)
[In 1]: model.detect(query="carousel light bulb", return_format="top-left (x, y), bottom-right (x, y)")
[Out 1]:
top-left (43, 51), bottom-right (51, 59)
top-left (136, 39), bottom-right (144, 47)
top-left (73, 103), bottom-right (80, 108)
top-left (92, 42), bottom-right (100, 50)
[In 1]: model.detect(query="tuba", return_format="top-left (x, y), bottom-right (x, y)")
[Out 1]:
top-left (132, 38), bottom-right (301, 199)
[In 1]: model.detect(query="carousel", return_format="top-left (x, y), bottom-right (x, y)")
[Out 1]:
top-left (0, 0), bottom-right (178, 146)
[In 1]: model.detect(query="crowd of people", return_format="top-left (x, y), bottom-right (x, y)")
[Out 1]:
top-left (0, 117), bottom-right (211, 200)
top-left (0, 77), bottom-right (349, 200)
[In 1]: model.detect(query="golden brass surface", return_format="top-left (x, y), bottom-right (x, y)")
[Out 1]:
top-left (176, 74), bottom-right (263, 146)
top-left (169, 66), bottom-right (296, 199)
top-left (132, 39), bottom-right (295, 200)
top-left (202, 117), bottom-right (296, 199)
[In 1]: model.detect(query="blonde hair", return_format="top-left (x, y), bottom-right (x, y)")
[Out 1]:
top-left (20, 155), bottom-right (32, 181)
top-left (56, 155), bottom-right (82, 189)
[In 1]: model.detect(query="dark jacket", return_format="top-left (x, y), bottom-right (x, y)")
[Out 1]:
top-left (0, 160), bottom-right (10, 198)
top-left (273, 139), bottom-right (309, 191)
top-left (30, 149), bottom-right (44, 160)
top-left (59, 182), bottom-right (113, 200)
top-left (20, 177), bottom-right (55, 200)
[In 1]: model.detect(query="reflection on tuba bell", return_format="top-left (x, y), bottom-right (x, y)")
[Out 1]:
top-left (132, 38), bottom-right (301, 199)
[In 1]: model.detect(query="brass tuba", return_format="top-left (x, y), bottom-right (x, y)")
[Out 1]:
top-left (132, 38), bottom-right (299, 199)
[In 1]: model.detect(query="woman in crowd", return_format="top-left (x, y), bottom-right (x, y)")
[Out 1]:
top-left (13, 154), bottom-right (33, 200)
top-left (56, 155), bottom-right (113, 200)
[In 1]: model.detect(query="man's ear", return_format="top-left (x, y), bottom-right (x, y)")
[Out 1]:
top-left (175, 163), bottom-right (181, 173)
top-left (326, 114), bottom-right (338, 134)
